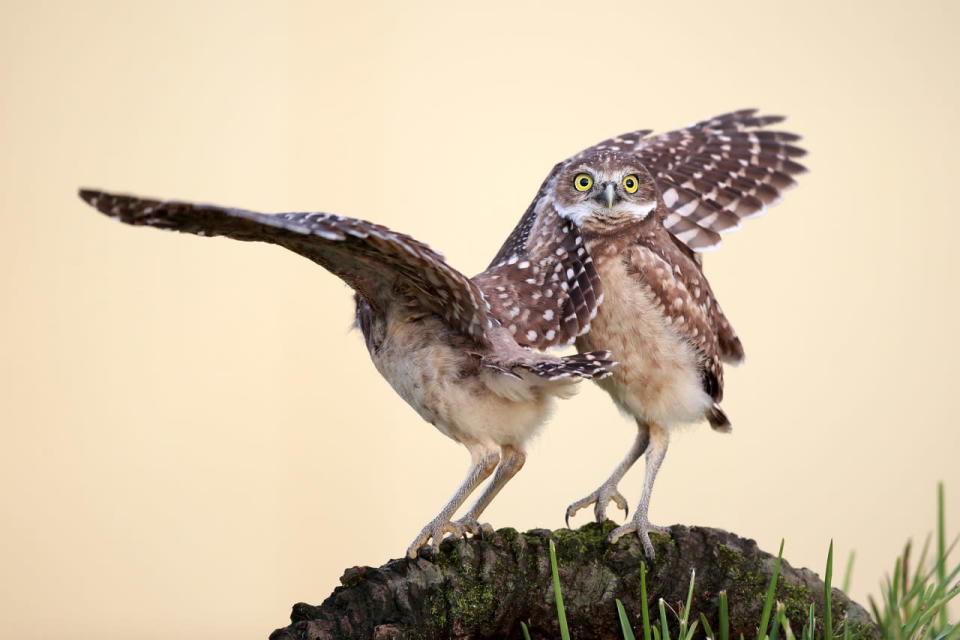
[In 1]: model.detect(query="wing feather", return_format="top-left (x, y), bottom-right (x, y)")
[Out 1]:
top-left (576, 109), bottom-right (807, 252)
top-left (477, 175), bottom-right (603, 350)
top-left (79, 189), bottom-right (493, 344)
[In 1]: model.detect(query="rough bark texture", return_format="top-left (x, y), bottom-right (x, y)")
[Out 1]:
top-left (270, 522), bottom-right (878, 640)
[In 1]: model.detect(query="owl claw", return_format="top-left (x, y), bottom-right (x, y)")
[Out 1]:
top-left (607, 515), bottom-right (669, 558)
top-left (565, 483), bottom-right (629, 526)
top-left (406, 515), bottom-right (494, 558)
top-left (452, 517), bottom-right (490, 538)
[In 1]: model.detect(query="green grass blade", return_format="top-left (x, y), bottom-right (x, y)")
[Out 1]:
top-left (679, 569), bottom-right (695, 638)
top-left (842, 550), bottom-right (855, 595)
top-left (902, 540), bottom-right (912, 603)
top-left (769, 603), bottom-right (783, 640)
top-left (778, 603), bottom-right (795, 640)
top-left (758, 540), bottom-right (785, 640)
top-left (938, 482), bottom-right (948, 630)
top-left (805, 602), bottom-right (815, 640)
top-left (549, 540), bottom-right (570, 640)
top-left (521, 621), bottom-right (532, 640)
top-left (868, 595), bottom-right (882, 631)
top-left (684, 620), bottom-right (699, 640)
top-left (700, 613), bottom-right (715, 640)
top-left (719, 590), bottom-right (729, 640)
top-left (907, 582), bottom-right (960, 638)
top-left (653, 626), bottom-right (661, 640)
top-left (913, 535), bottom-right (932, 595)
top-left (618, 599), bottom-right (637, 640)
top-left (641, 563), bottom-right (652, 640)
top-left (825, 540), bottom-right (834, 640)
top-left (890, 558), bottom-right (905, 634)
top-left (659, 598), bottom-right (672, 640)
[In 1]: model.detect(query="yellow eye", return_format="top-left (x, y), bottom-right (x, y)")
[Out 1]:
top-left (622, 175), bottom-right (639, 193)
top-left (573, 173), bottom-right (593, 192)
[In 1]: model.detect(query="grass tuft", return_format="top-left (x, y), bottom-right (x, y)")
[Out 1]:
top-left (533, 485), bottom-right (956, 640)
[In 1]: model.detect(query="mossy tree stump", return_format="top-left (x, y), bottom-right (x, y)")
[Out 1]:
top-left (270, 522), bottom-right (877, 640)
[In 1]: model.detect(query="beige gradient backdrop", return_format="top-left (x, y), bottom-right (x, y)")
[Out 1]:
top-left (1, 1), bottom-right (958, 637)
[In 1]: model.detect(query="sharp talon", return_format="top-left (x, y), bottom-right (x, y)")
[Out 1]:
top-left (565, 512), bottom-right (571, 528)
top-left (641, 533), bottom-right (655, 559)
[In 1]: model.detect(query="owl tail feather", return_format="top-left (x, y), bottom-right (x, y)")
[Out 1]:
top-left (707, 403), bottom-right (732, 433)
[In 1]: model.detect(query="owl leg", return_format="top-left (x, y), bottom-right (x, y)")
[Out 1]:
top-left (607, 422), bottom-right (670, 558)
top-left (454, 445), bottom-right (526, 536)
top-left (406, 443), bottom-right (500, 559)
top-left (565, 426), bottom-right (648, 526)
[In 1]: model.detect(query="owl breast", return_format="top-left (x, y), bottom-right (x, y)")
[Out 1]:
top-left (576, 251), bottom-right (712, 428)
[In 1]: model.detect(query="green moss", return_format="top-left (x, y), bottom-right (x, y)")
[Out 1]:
top-left (651, 530), bottom-right (676, 556)
top-left (427, 528), bottom-right (522, 633)
top-left (448, 578), bottom-right (498, 627)
top-left (778, 581), bottom-right (813, 623)
top-left (496, 527), bottom-right (520, 546)
top-left (426, 592), bottom-right (448, 629)
top-left (715, 543), bottom-right (775, 631)
top-left (714, 543), bottom-right (836, 637)
top-left (550, 520), bottom-right (626, 565)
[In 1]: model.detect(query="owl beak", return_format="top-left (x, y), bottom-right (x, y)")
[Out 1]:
top-left (597, 182), bottom-right (617, 208)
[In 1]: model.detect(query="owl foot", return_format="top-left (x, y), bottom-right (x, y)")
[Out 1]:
top-left (607, 514), bottom-right (669, 558)
top-left (565, 483), bottom-right (629, 527)
top-left (453, 517), bottom-right (495, 538)
top-left (406, 516), bottom-right (496, 558)
top-left (407, 518), bottom-right (466, 558)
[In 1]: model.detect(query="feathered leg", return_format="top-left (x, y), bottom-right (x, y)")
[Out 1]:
top-left (406, 444), bottom-right (499, 558)
top-left (607, 421), bottom-right (670, 557)
top-left (454, 445), bottom-right (526, 535)
top-left (565, 424), bottom-right (648, 525)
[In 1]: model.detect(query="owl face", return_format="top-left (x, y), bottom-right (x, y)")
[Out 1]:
top-left (553, 151), bottom-right (657, 228)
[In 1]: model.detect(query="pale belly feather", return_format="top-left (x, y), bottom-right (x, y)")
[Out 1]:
top-left (368, 312), bottom-right (552, 448)
top-left (577, 258), bottom-right (712, 428)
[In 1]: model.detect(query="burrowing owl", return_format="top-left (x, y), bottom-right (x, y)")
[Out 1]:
top-left (488, 109), bottom-right (806, 556)
top-left (79, 190), bottom-right (614, 557)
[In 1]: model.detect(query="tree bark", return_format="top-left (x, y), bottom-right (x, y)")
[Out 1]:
top-left (270, 522), bottom-right (878, 640)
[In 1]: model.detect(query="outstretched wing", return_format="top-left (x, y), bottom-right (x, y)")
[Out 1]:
top-left (574, 109), bottom-right (807, 252)
top-left (79, 189), bottom-right (493, 344)
top-left (474, 166), bottom-right (603, 351)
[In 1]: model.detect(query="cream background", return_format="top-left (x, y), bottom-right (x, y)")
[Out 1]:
top-left (1, 1), bottom-right (958, 637)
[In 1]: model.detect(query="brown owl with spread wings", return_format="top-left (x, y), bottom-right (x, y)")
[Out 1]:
top-left (78, 190), bottom-right (615, 558)
top-left (487, 109), bottom-right (806, 557)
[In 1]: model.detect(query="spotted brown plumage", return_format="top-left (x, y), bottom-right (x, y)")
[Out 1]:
top-left (488, 110), bottom-right (805, 558)
top-left (79, 188), bottom-right (615, 558)
top-left (565, 108), bottom-right (806, 252)
top-left (622, 226), bottom-right (744, 408)
top-left (475, 200), bottom-right (603, 350)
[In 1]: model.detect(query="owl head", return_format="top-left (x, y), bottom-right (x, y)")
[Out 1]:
top-left (553, 151), bottom-right (658, 228)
